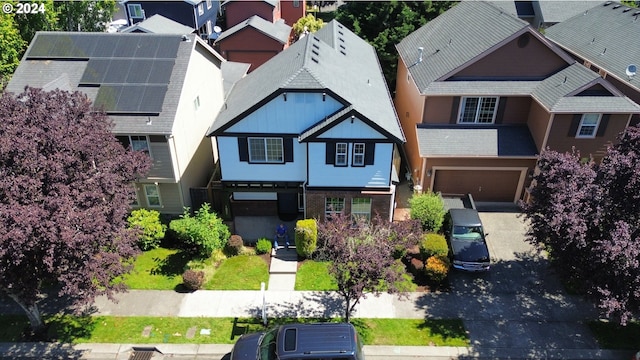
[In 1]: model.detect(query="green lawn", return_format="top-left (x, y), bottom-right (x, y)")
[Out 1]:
top-left (204, 255), bottom-right (269, 290)
top-left (589, 320), bottom-right (640, 349)
top-left (0, 315), bottom-right (469, 347)
top-left (120, 248), bottom-right (269, 291)
top-left (121, 248), bottom-right (190, 290)
top-left (295, 260), bottom-right (338, 290)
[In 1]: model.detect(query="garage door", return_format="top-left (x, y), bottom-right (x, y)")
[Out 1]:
top-left (433, 169), bottom-right (521, 202)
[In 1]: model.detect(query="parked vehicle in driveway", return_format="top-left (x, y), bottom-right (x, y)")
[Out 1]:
top-left (231, 322), bottom-right (365, 360)
top-left (444, 208), bottom-right (491, 272)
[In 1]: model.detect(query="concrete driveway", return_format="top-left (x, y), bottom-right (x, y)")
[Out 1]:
top-left (447, 209), bottom-right (601, 355)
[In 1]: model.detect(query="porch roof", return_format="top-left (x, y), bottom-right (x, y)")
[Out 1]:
top-left (416, 124), bottom-right (538, 157)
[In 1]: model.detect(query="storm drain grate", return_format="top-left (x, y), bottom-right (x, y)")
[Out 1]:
top-left (129, 347), bottom-right (162, 360)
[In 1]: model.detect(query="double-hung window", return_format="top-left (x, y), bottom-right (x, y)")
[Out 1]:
top-left (351, 198), bottom-right (371, 221)
top-left (335, 143), bottom-right (348, 166)
top-left (325, 197), bottom-right (345, 216)
top-left (249, 137), bottom-right (283, 163)
top-left (459, 97), bottom-right (498, 124)
top-left (128, 4), bottom-right (144, 19)
top-left (117, 135), bottom-right (150, 156)
top-left (576, 114), bottom-right (601, 138)
top-left (144, 184), bottom-right (161, 207)
top-left (198, 3), bottom-right (204, 15)
top-left (206, 0), bottom-right (212, 9)
top-left (352, 143), bottom-right (365, 166)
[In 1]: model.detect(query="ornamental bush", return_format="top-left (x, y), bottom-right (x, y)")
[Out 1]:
top-left (127, 209), bottom-right (166, 250)
top-left (182, 269), bottom-right (205, 291)
top-left (409, 192), bottom-right (445, 232)
top-left (419, 233), bottom-right (449, 260)
top-left (255, 238), bottom-right (272, 255)
top-left (169, 203), bottom-right (230, 258)
top-left (295, 219), bottom-right (317, 258)
top-left (225, 235), bottom-right (244, 256)
top-left (424, 255), bottom-right (450, 283)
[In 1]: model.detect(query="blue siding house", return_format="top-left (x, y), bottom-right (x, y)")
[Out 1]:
top-left (208, 20), bottom-right (405, 221)
top-left (122, 0), bottom-right (220, 41)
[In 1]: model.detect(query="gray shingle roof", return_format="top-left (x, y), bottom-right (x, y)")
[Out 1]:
top-left (208, 20), bottom-right (404, 142)
top-left (6, 32), bottom-right (222, 135)
top-left (535, 1), bottom-right (603, 24)
top-left (396, 1), bottom-right (532, 93)
top-left (215, 15), bottom-right (291, 44)
top-left (545, 1), bottom-right (640, 93)
top-left (121, 14), bottom-right (195, 34)
top-left (416, 124), bottom-right (538, 157)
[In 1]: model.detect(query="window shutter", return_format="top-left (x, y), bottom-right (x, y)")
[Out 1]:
top-left (495, 97), bottom-right (507, 124)
top-left (568, 114), bottom-right (581, 137)
top-left (364, 142), bottom-right (375, 165)
top-left (284, 137), bottom-right (294, 162)
top-left (450, 97), bottom-right (460, 124)
top-left (238, 137), bottom-right (248, 161)
top-left (596, 114), bottom-right (610, 137)
top-left (325, 142), bottom-right (335, 164)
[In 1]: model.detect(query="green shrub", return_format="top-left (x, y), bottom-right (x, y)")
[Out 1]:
top-left (295, 219), bottom-right (317, 258)
top-left (169, 203), bottom-right (230, 258)
top-left (255, 238), bottom-right (272, 255)
top-left (424, 255), bottom-right (450, 283)
top-left (127, 209), bottom-right (166, 250)
top-left (419, 233), bottom-right (449, 260)
top-left (409, 192), bottom-right (446, 232)
top-left (182, 269), bottom-right (205, 291)
top-left (225, 235), bottom-right (244, 256)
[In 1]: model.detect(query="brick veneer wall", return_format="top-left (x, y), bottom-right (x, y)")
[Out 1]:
top-left (306, 189), bottom-right (393, 221)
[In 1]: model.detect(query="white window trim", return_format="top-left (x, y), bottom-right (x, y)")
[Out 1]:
top-left (119, 135), bottom-right (153, 159)
top-left (128, 4), bottom-right (144, 19)
top-left (206, 0), bottom-right (212, 9)
top-left (325, 197), bottom-right (345, 215)
top-left (352, 142), bottom-right (365, 166)
top-left (335, 142), bottom-right (348, 166)
top-left (576, 113), bottom-right (601, 138)
top-left (194, 95), bottom-right (200, 110)
top-left (248, 137), bottom-right (284, 163)
top-left (131, 184), bottom-right (140, 207)
top-left (458, 96), bottom-right (499, 124)
top-left (198, 3), bottom-right (204, 15)
top-left (144, 184), bottom-right (162, 208)
top-left (351, 198), bottom-right (371, 221)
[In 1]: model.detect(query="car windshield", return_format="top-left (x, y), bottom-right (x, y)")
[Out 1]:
top-left (258, 328), bottom-right (278, 360)
top-left (453, 226), bottom-right (483, 242)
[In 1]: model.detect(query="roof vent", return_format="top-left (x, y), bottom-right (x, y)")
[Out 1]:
top-left (626, 64), bottom-right (637, 80)
top-left (613, 4), bottom-right (621, 9)
top-left (623, 7), bottom-right (631, 12)
top-left (417, 47), bottom-right (424, 64)
top-left (634, 11), bottom-right (640, 16)
top-left (600, 48), bottom-right (607, 55)
top-left (181, 34), bottom-right (191, 42)
top-left (603, 1), bottom-right (612, 5)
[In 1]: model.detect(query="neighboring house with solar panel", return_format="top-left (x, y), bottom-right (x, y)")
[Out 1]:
top-left (207, 20), bottom-right (405, 222)
top-left (6, 32), bottom-right (227, 214)
top-left (545, 1), bottom-right (640, 126)
top-left (393, 1), bottom-right (640, 203)
top-left (122, 0), bottom-right (220, 42)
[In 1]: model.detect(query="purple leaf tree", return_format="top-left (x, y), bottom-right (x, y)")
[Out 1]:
top-left (0, 88), bottom-right (150, 333)
top-left (317, 213), bottom-right (421, 322)
top-left (523, 126), bottom-right (640, 324)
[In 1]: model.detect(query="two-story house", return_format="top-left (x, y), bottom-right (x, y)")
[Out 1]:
top-left (122, 0), bottom-right (220, 41)
top-left (394, 1), bottom-right (640, 203)
top-left (6, 32), bottom-right (227, 214)
top-left (208, 20), bottom-right (405, 221)
top-left (545, 1), bottom-right (640, 125)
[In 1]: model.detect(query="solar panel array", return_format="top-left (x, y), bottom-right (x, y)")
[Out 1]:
top-left (27, 33), bottom-right (182, 114)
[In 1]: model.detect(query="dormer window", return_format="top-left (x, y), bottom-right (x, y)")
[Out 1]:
top-left (128, 4), bottom-right (143, 19)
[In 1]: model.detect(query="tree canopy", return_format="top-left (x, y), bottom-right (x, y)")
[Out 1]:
top-left (522, 127), bottom-right (640, 325)
top-left (334, 0), bottom-right (456, 92)
top-left (0, 13), bottom-right (26, 89)
top-left (317, 213), bottom-right (422, 322)
top-left (0, 88), bottom-right (150, 334)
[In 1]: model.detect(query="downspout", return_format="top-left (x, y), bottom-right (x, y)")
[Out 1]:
top-left (169, 134), bottom-right (186, 210)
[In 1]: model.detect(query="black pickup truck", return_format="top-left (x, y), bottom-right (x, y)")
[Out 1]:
top-left (440, 194), bottom-right (491, 272)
